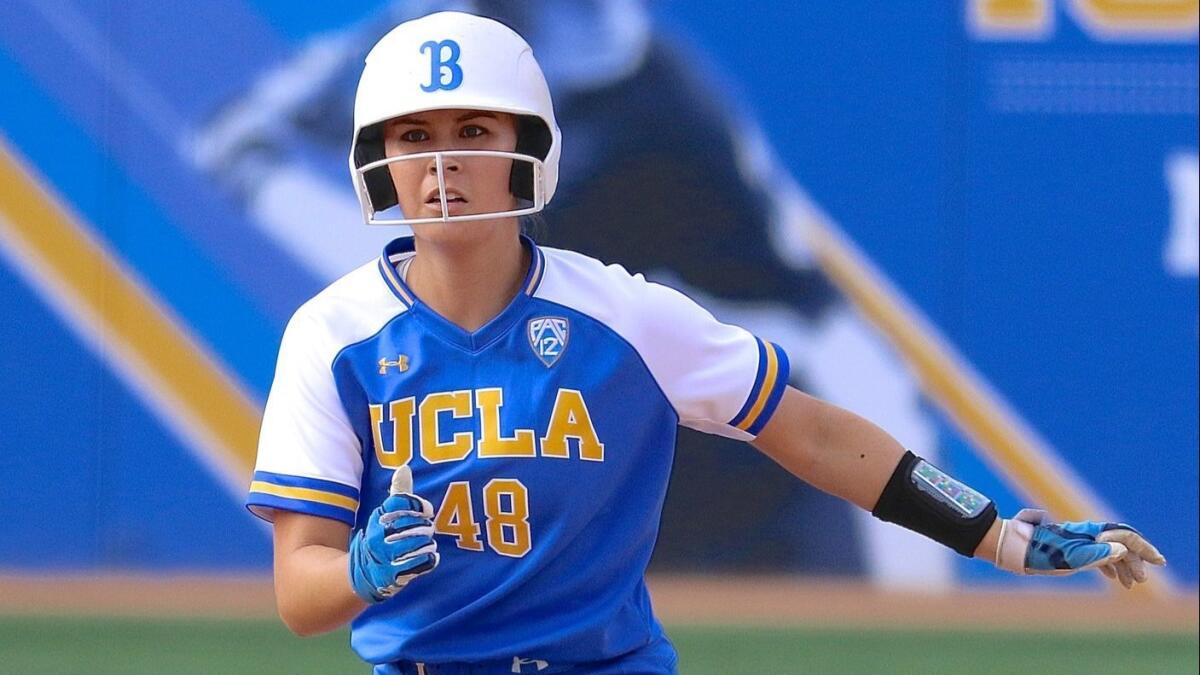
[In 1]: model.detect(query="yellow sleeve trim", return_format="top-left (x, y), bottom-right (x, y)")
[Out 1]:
top-left (735, 341), bottom-right (779, 432)
top-left (249, 481), bottom-right (359, 512)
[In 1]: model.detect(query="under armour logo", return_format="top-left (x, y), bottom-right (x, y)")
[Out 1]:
top-left (420, 39), bottom-right (463, 92)
top-left (511, 657), bottom-right (549, 673)
top-left (378, 354), bottom-right (410, 375)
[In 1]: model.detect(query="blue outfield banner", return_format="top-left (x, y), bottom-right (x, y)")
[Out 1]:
top-left (0, 0), bottom-right (1194, 588)
top-left (653, 0), bottom-right (1197, 585)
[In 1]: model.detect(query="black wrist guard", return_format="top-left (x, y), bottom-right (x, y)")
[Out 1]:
top-left (871, 450), bottom-right (998, 557)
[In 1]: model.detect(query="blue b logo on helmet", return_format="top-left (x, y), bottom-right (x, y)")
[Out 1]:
top-left (420, 39), bottom-right (463, 92)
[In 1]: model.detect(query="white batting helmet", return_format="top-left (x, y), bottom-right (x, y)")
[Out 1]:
top-left (349, 11), bottom-right (562, 225)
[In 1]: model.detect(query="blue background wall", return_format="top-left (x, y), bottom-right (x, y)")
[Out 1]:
top-left (652, 1), bottom-right (1198, 584)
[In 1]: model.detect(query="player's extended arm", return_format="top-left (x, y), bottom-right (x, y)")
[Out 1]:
top-left (272, 467), bottom-right (439, 636)
top-left (272, 511), bottom-right (366, 636)
top-left (751, 386), bottom-right (1165, 586)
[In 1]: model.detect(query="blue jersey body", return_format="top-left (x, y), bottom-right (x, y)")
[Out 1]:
top-left (248, 236), bottom-right (789, 671)
top-left (347, 241), bottom-right (677, 664)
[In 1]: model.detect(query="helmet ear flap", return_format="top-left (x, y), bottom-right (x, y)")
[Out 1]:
top-left (354, 122), bottom-right (399, 211)
top-left (509, 116), bottom-right (553, 201)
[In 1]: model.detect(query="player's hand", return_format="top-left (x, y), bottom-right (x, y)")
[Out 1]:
top-left (995, 509), bottom-right (1166, 588)
top-left (348, 466), bottom-right (440, 603)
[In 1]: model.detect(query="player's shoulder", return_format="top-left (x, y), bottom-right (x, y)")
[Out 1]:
top-left (284, 255), bottom-right (409, 356)
top-left (536, 246), bottom-right (706, 331)
top-left (537, 246), bottom-right (649, 308)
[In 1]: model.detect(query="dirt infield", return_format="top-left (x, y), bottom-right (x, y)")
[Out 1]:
top-left (649, 576), bottom-right (1199, 633)
top-left (0, 574), bottom-right (1195, 633)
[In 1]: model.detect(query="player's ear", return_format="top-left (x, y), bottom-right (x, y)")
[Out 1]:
top-left (355, 122), bottom-right (399, 210)
top-left (509, 115), bottom-right (551, 200)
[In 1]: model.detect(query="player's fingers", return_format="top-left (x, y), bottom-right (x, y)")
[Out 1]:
top-left (1099, 529), bottom-right (1166, 566)
top-left (1124, 551), bottom-right (1147, 584)
top-left (1072, 541), bottom-right (1126, 571)
top-left (381, 513), bottom-right (433, 537)
top-left (383, 525), bottom-right (436, 552)
top-left (1098, 564), bottom-right (1117, 580)
top-left (1113, 559), bottom-right (1135, 589)
top-left (382, 493), bottom-right (434, 518)
top-left (393, 548), bottom-right (439, 576)
top-left (392, 539), bottom-right (436, 563)
top-left (411, 493), bottom-right (434, 518)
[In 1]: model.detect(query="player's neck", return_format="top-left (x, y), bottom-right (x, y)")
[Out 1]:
top-left (407, 226), bottom-right (530, 333)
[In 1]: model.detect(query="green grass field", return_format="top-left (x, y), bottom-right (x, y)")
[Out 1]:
top-left (0, 617), bottom-right (1195, 674)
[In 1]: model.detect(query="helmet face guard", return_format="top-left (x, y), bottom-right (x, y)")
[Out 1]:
top-left (349, 12), bottom-right (561, 226)
top-left (354, 149), bottom-right (545, 225)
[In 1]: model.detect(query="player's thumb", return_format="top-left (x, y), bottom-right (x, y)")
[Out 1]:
top-left (382, 466), bottom-right (433, 518)
top-left (390, 465), bottom-right (414, 497)
top-left (1097, 541), bottom-right (1128, 567)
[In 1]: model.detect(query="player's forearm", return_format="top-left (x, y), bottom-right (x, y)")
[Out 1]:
top-left (971, 518), bottom-right (1003, 561)
top-left (754, 386), bottom-right (1001, 558)
top-left (274, 543), bottom-right (367, 636)
top-left (752, 387), bottom-right (906, 511)
top-left (752, 386), bottom-right (1166, 584)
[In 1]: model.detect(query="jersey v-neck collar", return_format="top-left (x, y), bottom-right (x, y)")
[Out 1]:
top-left (376, 235), bottom-right (547, 352)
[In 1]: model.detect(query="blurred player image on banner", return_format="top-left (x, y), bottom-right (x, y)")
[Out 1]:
top-left (243, 10), bottom-right (1166, 674)
top-left (201, 0), bottom-right (954, 587)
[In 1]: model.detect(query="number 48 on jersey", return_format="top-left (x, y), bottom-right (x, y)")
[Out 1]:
top-left (434, 479), bottom-right (532, 558)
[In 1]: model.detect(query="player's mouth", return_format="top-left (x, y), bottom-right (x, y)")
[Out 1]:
top-left (424, 188), bottom-right (469, 213)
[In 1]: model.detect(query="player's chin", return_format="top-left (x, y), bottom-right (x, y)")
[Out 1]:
top-left (410, 212), bottom-right (519, 243)
top-left (409, 219), bottom-right (489, 246)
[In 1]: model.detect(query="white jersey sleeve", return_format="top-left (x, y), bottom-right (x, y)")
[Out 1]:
top-left (537, 248), bottom-right (790, 441)
top-left (246, 307), bottom-right (365, 526)
top-left (246, 258), bottom-right (405, 526)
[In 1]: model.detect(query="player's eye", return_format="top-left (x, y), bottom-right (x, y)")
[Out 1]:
top-left (460, 125), bottom-right (488, 139)
top-left (399, 128), bottom-right (429, 143)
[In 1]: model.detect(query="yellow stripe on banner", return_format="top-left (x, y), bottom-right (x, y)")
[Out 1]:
top-left (978, 0), bottom-right (1045, 23)
top-left (1084, 0), bottom-right (1198, 25)
top-left (0, 138), bottom-right (262, 482)
top-left (737, 341), bottom-right (779, 432)
top-left (249, 481), bottom-right (358, 512)
top-left (801, 214), bottom-right (1171, 596)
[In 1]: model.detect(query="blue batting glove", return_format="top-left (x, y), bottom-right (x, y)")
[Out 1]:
top-left (995, 509), bottom-right (1166, 588)
top-left (349, 466), bottom-right (440, 603)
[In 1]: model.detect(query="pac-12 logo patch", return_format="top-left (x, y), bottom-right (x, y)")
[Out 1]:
top-left (527, 317), bottom-right (568, 367)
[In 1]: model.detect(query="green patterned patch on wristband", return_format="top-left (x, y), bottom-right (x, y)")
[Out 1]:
top-left (911, 460), bottom-right (990, 518)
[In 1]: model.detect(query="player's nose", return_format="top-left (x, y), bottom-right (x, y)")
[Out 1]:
top-left (426, 154), bottom-right (461, 174)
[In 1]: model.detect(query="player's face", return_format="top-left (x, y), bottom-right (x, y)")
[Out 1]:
top-left (383, 108), bottom-right (520, 231)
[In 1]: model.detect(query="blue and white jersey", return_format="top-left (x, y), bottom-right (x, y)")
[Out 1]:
top-left (247, 236), bottom-right (789, 668)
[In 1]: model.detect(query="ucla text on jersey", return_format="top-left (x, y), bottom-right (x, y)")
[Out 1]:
top-left (248, 236), bottom-right (789, 667)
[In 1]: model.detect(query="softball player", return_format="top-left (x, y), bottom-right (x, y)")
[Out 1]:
top-left (247, 11), bottom-right (1166, 674)
top-left (202, 0), bottom-right (946, 582)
